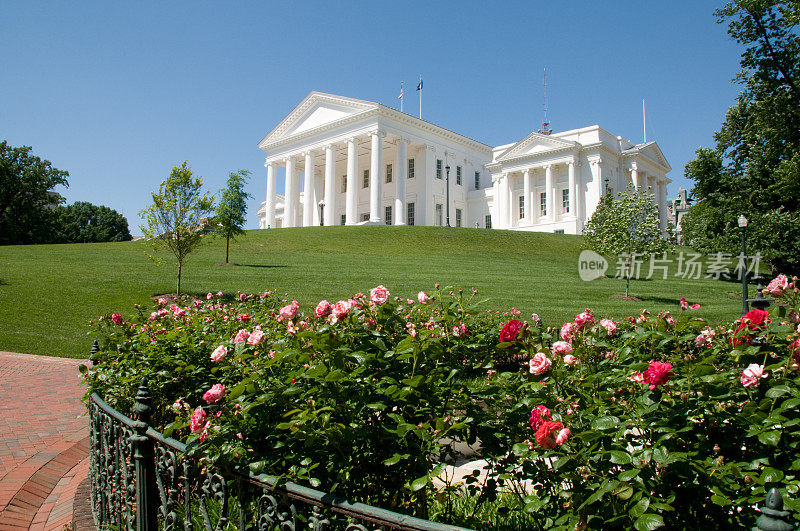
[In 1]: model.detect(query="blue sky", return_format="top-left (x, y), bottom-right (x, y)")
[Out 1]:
top-left (1, 1), bottom-right (743, 234)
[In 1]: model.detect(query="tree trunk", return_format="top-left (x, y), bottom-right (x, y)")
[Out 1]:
top-left (177, 261), bottom-right (182, 297)
top-left (225, 234), bottom-right (230, 264)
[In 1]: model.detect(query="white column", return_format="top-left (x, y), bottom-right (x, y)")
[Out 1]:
top-left (631, 162), bottom-right (640, 190)
top-left (394, 138), bottom-right (407, 225)
top-left (264, 160), bottom-right (276, 228)
top-left (323, 144), bottom-right (335, 226)
top-left (284, 157), bottom-right (296, 228)
top-left (544, 164), bottom-right (553, 220)
top-left (346, 137), bottom-right (357, 225)
top-left (491, 175), bottom-right (500, 229)
top-left (594, 159), bottom-right (603, 203)
top-left (500, 173), bottom-right (510, 229)
top-left (369, 131), bottom-right (383, 223)
top-left (303, 151), bottom-right (315, 227)
top-left (523, 169), bottom-right (531, 223)
top-left (567, 160), bottom-right (576, 218)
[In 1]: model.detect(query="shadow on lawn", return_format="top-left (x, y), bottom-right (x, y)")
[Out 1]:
top-left (240, 264), bottom-right (288, 269)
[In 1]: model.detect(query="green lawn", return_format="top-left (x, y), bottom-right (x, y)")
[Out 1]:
top-left (0, 226), bottom-right (749, 358)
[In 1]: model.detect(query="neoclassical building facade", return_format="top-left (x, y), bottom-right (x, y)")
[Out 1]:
top-left (257, 92), bottom-right (672, 233)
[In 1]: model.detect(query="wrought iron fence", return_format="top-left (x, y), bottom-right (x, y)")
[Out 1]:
top-left (89, 377), bottom-right (474, 531)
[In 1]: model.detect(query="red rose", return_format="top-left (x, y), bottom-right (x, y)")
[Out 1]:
top-left (499, 320), bottom-right (523, 342)
top-left (642, 361), bottom-right (673, 390)
top-left (535, 421), bottom-right (564, 449)
top-left (731, 309), bottom-right (771, 345)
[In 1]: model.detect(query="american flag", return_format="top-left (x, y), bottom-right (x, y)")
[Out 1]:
top-left (397, 85), bottom-right (404, 99)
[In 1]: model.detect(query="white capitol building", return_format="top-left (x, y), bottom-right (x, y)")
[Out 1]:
top-left (257, 92), bottom-right (671, 233)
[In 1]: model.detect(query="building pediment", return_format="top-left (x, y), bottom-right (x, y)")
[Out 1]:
top-left (258, 92), bottom-right (378, 148)
top-left (622, 141), bottom-right (672, 172)
top-left (495, 132), bottom-right (579, 162)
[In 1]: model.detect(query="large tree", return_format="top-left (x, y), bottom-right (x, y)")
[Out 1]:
top-left (583, 186), bottom-right (670, 297)
top-left (0, 141), bottom-right (69, 245)
top-left (214, 169), bottom-right (252, 263)
top-left (139, 162), bottom-right (214, 296)
top-left (52, 201), bottom-right (132, 243)
top-left (682, 1), bottom-right (800, 274)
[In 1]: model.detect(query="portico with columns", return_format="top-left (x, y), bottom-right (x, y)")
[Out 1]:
top-left (257, 92), bottom-right (671, 233)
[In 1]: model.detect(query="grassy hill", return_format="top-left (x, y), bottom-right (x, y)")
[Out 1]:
top-left (0, 226), bottom-right (746, 358)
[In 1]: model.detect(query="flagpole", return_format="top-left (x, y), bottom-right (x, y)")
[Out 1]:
top-left (400, 82), bottom-right (404, 113)
top-left (418, 75), bottom-right (423, 120)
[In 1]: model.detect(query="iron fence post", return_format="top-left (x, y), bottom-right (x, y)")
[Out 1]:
top-left (131, 377), bottom-right (158, 531)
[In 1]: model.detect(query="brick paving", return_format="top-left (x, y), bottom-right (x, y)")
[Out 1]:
top-left (0, 352), bottom-right (94, 530)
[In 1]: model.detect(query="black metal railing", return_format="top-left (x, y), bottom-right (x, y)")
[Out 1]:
top-left (89, 377), bottom-right (474, 531)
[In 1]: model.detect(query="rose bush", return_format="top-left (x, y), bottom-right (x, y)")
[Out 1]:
top-left (84, 276), bottom-right (800, 529)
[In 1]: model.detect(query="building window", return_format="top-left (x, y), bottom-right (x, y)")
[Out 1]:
top-left (385, 164), bottom-right (392, 184)
top-left (407, 202), bottom-right (415, 226)
top-left (474, 171), bottom-right (480, 189)
top-left (436, 159), bottom-right (443, 179)
top-left (341, 176), bottom-right (347, 193)
top-left (408, 158), bottom-right (415, 178)
top-left (485, 214), bottom-right (492, 229)
top-left (456, 166), bottom-right (462, 186)
top-left (540, 192), bottom-right (547, 216)
top-left (362, 170), bottom-right (369, 188)
top-left (435, 203), bottom-right (443, 226)
top-left (456, 208), bottom-right (462, 227)
top-left (361, 213), bottom-right (370, 222)
top-left (519, 196), bottom-right (525, 219)
top-left (554, 229), bottom-right (565, 234)
top-left (341, 214), bottom-right (346, 225)
top-left (562, 189), bottom-right (570, 213)
top-left (385, 205), bottom-right (392, 225)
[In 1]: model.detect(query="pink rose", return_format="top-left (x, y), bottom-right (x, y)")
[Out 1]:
top-left (247, 329), bottom-right (266, 345)
top-left (555, 427), bottom-right (571, 445)
top-left (574, 309), bottom-right (595, 330)
top-left (370, 285), bottom-right (390, 305)
top-left (233, 329), bottom-right (250, 343)
top-left (560, 322), bottom-right (577, 341)
top-left (157, 297), bottom-right (168, 306)
top-left (528, 405), bottom-right (551, 430)
top-left (599, 318), bottom-right (616, 337)
top-left (628, 372), bottom-right (645, 383)
top-left (563, 354), bottom-right (578, 365)
top-left (203, 383), bottom-right (225, 404)
top-left (173, 307), bottom-right (186, 318)
top-left (315, 300), bottom-right (332, 318)
top-left (695, 328), bottom-right (715, 348)
top-left (111, 312), bottom-right (124, 326)
top-left (452, 324), bottom-right (468, 337)
top-left (680, 297), bottom-right (700, 311)
top-left (665, 315), bottom-right (676, 326)
top-left (765, 274), bottom-right (789, 298)
top-left (331, 300), bottom-right (351, 322)
top-left (190, 406), bottom-right (207, 433)
top-left (643, 361), bottom-right (673, 390)
top-left (529, 352), bottom-right (552, 375)
top-left (552, 341), bottom-right (573, 356)
top-left (417, 291), bottom-right (429, 304)
top-left (741, 363), bottom-right (766, 387)
top-left (278, 301), bottom-right (299, 321)
top-left (206, 292), bottom-right (213, 300)
top-left (210, 345), bottom-right (228, 362)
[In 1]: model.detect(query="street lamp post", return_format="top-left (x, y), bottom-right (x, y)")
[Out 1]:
top-left (318, 200), bottom-right (325, 227)
top-left (604, 177), bottom-right (610, 195)
top-left (738, 214), bottom-right (748, 315)
top-left (445, 164), bottom-right (451, 227)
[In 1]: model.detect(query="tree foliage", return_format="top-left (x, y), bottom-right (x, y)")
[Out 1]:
top-left (52, 201), bottom-right (132, 243)
top-left (214, 169), bottom-right (251, 263)
top-left (139, 162), bottom-right (214, 296)
top-left (683, 1), bottom-right (800, 274)
top-left (0, 140), bottom-right (69, 245)
top-left (583, 186), bottom-right (669, 296)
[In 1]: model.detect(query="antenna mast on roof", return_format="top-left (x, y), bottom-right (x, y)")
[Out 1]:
top-left (539, 68), bottom-right (552, 135)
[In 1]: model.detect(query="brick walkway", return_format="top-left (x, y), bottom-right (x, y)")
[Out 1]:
top-left (0, 352), bottom-right (94, 530)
